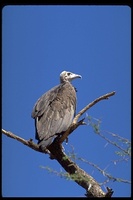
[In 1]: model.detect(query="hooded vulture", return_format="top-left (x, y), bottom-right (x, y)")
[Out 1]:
top-left (31, 71), bottom-right (81, 150)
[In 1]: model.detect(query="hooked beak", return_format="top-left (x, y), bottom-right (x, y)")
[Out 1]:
top-left (70, 73), bottom-right (82, 81)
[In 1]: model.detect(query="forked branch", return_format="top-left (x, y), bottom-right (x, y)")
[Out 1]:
top-left (2, 91), bottom-right (115, 197)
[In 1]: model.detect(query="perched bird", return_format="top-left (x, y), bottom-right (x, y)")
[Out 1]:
top-left (31, 71), bottom-right (82, 150)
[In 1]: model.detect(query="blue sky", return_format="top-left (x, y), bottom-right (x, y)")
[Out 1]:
top-left (2, 5), bottom-right (131, 197)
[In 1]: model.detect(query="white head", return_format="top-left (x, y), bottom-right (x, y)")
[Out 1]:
top-left (60, 71), bottom-right (82, 83)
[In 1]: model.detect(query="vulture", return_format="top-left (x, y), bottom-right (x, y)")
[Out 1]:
top-left (31, 71), bottom-right (82, 150)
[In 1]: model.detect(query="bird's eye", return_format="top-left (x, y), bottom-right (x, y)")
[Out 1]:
top-left (67, 72), bottom-right (71, 76)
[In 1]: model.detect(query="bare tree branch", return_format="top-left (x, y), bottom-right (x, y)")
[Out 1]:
top-left (2, 91), bottom-right (116, 197)
top-left (2, 128), bottom-right (113, 197)
top-left (2, 129), bottom-right (43, 153)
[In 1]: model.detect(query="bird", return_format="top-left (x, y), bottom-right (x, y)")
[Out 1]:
top-left (31, 71), bottom-right (82, 150)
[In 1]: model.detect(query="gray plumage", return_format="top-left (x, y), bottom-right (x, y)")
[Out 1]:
top-left (31, 71), bottom-right (81, 150)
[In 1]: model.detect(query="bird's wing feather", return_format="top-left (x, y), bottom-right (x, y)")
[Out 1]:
top-left (31, 84), bottom-right (61, 118)
top-left (32, 82), bottom-right (76, 141)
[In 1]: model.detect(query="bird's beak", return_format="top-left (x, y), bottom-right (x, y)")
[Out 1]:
top-left (71, 73), bottom-right (82, 80)
top-left (76, 74), bottom-right (82, 79)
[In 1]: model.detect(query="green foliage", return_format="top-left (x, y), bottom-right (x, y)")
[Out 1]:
top-left (40, 165), bottom-right (90, 182)
top-left (87, 115), bottom-right (101, 134)
top-left (87, 115), bottom-right (131, 157)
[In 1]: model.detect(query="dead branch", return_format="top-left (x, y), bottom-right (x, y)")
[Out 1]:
top-left (2, 129), bottom-right (43, 153)
top-left (2, 91), bottom-right (115, 197)
top-left (2, 128), bottom-right (113, 197)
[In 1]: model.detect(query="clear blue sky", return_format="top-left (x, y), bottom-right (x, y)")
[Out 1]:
top-left (2, 5), bottom-right (131, 197)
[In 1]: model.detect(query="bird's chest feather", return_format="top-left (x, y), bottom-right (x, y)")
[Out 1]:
top-left (50, 83), bottom-right (76, 112)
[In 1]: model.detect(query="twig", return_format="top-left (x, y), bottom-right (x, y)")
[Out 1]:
top-left (77, 157), bottom-right (131, 184)
top-left (97, 131), bottom-right (129, 155)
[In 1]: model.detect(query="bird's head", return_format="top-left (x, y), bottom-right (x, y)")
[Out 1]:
top-left (60, 71), bottom-right (82, 83)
